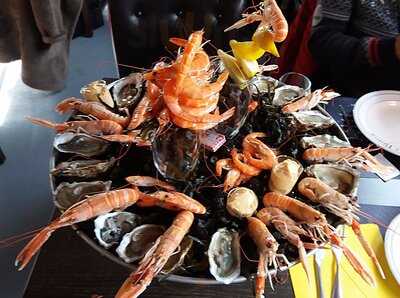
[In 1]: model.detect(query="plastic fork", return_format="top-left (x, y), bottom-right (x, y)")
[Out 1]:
top-left (314, 248), bottom-right (326, 298)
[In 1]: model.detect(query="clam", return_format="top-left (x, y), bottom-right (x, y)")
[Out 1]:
top-left (53, 132), bottom-right (110, 157)
top-left (208, 228), bottom-right (241, 284)
top-left (226, 187), bottom-right (258, 218)
top-left (94, 212), bottom-right (141, 248)
top-left (51, 158), bottom-right (116, 178)
top-left (291, 110), bottom-right (335, 131)
top-left (305, 164), bottom-right (360, 196)
top-left (300, 134), bottom-right (351, 149)
top-left (53, 180), bottom-right (111, 209)
top-left (116, 224), bottom-right (165, 263)
top-left (112, 73), bottom-right (144, 109)
top-left (80, 80), bottom-right (114, 108)
top-left (162, 236), bottom-right (193, 274)
top-left (269, 156), bottom-right (303, 195)
top-left (272, 85), bottom-right (305, 106)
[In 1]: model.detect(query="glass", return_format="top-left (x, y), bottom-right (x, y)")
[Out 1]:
top-left (215, 82), bottom-right (251, 139)
top-left (279, 72), bottom-right (312, 95)
top-left (152, 127), bottom-right (200, 181)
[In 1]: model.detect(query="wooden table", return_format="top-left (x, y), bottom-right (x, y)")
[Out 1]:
top-left (23, 204), bottom-right (400, 298)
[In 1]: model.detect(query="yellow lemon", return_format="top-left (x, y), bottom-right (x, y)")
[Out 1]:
top-left (237, 57), bottom-right (259, 79)
top-left (252, 27), bottom-right (280, 57)
top-left (229, 40), bottom-right (265, 61)
top-left (217, 49), bottom-right (248, 88)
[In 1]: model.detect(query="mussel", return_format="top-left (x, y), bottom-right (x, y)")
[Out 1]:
top-left (51, 158), bottom-right (116, 178)
top-left (208, 228), bottom-right (241, 284)
top-left (116, 224), bottom-right (165, 263)
top-left (53, 180), bottom-right (111, 209)
top-left (112, 73), bottom-right (144, 109)
top-left (53, 132), bottom-right (110, 157)
top-left (94, 212), bottom-right (141, 248)
top-left (272, 85), bottom-right (305, 106)
top-left (80, 80), bottom-right (114, 108)
top-left (305, 164), bottom-right (359, 196)
top-left (268, 155), bottom-right (303, 195)
top-left (300, 134), bottom-right (351, 149)
top-left (291, 110), bottom-right (335, 131)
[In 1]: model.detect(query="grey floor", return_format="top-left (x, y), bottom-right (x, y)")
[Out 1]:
top-left (0, 25), bottom-right (117, 298)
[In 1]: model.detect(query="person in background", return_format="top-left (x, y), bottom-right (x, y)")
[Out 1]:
top-left (309, 0), bottom-right (400, 96)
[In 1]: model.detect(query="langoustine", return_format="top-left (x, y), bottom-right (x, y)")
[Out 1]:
top-left (298, 177), bottom-right (385, 278)
top-left (263, 192), bottom-right (376, 286)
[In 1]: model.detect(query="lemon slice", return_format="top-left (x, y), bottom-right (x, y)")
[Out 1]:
top-left (252, 27), bottom-right (280, 57)
top-left (230, 40), bottom-right (265, 61)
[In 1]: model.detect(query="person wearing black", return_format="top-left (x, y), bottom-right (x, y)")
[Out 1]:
top-left (309, 0), bottom-right (400, 96)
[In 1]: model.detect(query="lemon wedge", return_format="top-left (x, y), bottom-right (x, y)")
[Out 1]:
top-left (230, 40), bottom-right (265, 61)
top-left (237, 57), bottom-right (260, 79)
top-left (217, 49), bottom-right (248, 88)
top-left (252, 27), bottom-right (280, 57)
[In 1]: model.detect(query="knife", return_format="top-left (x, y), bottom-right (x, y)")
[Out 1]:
top-left (314, 248), bottom-right (326, 298)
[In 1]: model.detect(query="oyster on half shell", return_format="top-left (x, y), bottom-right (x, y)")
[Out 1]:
top-left (53, 180), bottom-right (111, 209)
top-left (116, 224), bottom-right (165, 263)
top-left (53, 132), bottom-right (110, 157)
top-left (305, 164), bottom-right (360, 196)
top-left (208, 228), bottom-right (241, 284)
top-left (112, 73), bottom-right (144, 109)
top-left (300, 134), bottom-right (351, 149)
top-left (291, 110), bottom-right (335, 131)
top-left (94, 212), bottom-right (141, 248)
top-left (272, 85), bottom-right (305, 106)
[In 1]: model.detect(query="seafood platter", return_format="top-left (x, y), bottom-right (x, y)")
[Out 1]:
top-left (14, 1), bottom-right (391, 297)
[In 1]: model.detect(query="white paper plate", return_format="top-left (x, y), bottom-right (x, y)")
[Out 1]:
top-left (354, 90), bottom-right (400, 156)
top-left (385, 213), bottom-right (400, 285)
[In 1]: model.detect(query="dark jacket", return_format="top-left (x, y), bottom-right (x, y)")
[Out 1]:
top-left (0, 0), bottom-right (82, 91)
top-left (309, 0), bottom-right (400, 96)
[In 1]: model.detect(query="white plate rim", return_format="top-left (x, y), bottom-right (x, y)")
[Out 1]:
top-left (384, 213), bottom-right (400, 285)
top-left (353, 90), bottom-right (400, 156)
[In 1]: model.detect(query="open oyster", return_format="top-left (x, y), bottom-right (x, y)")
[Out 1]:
top-left (249, 76), bottom-right (279, 95)
top-left (162, 236), bottom-right (193, 274)
top-left (272, 85), bottom-right (305, 106)
top-left (94, 212), bottom-right (141, 248)
top-left (208, 228), bottom-right (241, 284)
top-left (300, 134), bottom-right (351, 149)
top-left (305, 164), bottom-right (359, 196)
top-left (116, 224), bottom-right (165, 263)
top-left (80, 80), bottom-right (114, 108)
top-left (112, 73), bottom-right (144, 109)
top-left (269, 156), bottom-right (303, 195)
top-left (53, 180), bottom-right (111, 209)
top-left (291, 110), bottom-right (335, 131)
top-left (53, 132), bottom-right (110, 157)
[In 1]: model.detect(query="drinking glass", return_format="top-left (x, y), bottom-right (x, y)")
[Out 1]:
top-left (279, 72), bottom-right (312, 95)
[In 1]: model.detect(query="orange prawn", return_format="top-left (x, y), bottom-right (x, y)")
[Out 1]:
top-left (127, 95), bottom-right (152, 130)
top-left (56, 97), bottom-right (130, 127)
top-left (27, 117), bottom-right (124, 135)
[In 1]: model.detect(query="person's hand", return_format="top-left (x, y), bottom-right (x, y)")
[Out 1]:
top-left (395, 36), bottom-right (400, 61)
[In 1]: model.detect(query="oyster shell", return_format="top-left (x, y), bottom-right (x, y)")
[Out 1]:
top-left (269, 156), bottom-right (303, 195)
top-left (112, 73), bottom-right (144, 109)
top-left (53, 180), bottom-right (111, 209)
top-left (226, 187), bottom-right (258, 218)
top-left (94, 212), bottom-right (141, 248)
top-left (161, 236), bottom-right (193, 274)
top-left (116, 224), bottom-right (165, 263)
top-left (208, 228), bottom-right (241, 284)
top-left (300, 134), bottom-right (351, 149)
top-left (51, 158), bottom-right (116, 178)
top-left (272, 85), bottom-right (305, 106)
top-left (305, 164), bottom-right (359, 196)
top-left (53, 132), bottom-right (110, 157)
top-left (249, 76), bottom-right (279, 95)
top-left (80, 80), bottom-right (114, 108)
top-left (291, 110), bottom-right (335, 131)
